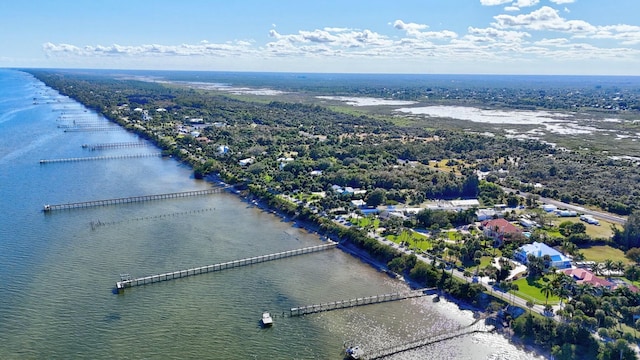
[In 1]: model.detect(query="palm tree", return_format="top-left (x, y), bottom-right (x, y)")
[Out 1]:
top-left (603, 259), bottom-right (615, 278)
top-left (614, 260), bottom-right (625, 275)
top-left (540, 281), bottom-right (555, 305)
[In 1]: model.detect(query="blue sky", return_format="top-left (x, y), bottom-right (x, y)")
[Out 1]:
top-left (1, 0), bottom-right (639, 75)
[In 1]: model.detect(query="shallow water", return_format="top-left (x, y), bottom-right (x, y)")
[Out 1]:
top-left (0, 69), bottom-right (544, 359)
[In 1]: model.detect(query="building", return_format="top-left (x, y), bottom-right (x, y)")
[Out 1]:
top-left (450, 199), bottom-right (480, 208)
top-left (514, 242), bottom-right (572, 269)
top-left (476, 208), bottom-right (497, 221)
top-left (482, 218), bottom-right (522, 245)
top-left (561, 268), bottom-right (614, 289)
top-left (239, 158), bottom-right (254, 166)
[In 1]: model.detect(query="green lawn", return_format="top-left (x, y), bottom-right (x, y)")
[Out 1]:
top-left (350, 216), bottom-right (380, 229)
top-left (512, 277), bottom-right (560, 305)
top-left (580, 245), bottom-right (631, 264)
top-left (479, 256), bottom-right (494, 269)
top-left (386, 230), bottom-right (432, 251)
top-left (550, 218), bottom-right (620, 239)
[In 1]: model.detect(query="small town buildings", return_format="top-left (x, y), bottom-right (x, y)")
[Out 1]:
top-left (561, 268), bottom-right (614, 289)
top-left (482, 218), bottom-right (522, 245)
top-left (514, 242), bottom-right (572, 269)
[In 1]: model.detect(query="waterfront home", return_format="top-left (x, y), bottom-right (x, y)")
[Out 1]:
top-left (482, 218), bottom-right (522, 245)
top-left (514, 242), bottom-right (572, 269)
top-left (561, 268), bottom-right (614, 289)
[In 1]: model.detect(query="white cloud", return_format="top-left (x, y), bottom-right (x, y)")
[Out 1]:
top-left (43, 41), bottom-right (255, 57)
top-left (480, 0), bottom-right (511, 5)
top-left (466, 27), bottom-right (530, 43)
top-left (512, 0), bottom-right (539, 7)
top-left (549, 0), bottom-right (576, 4)
top-left (393, 20), bottom-right (428, 34)
top-left (41, 10), bottom-right (640, 75)
top-left (504, 6), bottom-right (520, 11)
top-left (534, 38), bottom-right (570, 46)
top-left (493, 6), bottom-right (596, 33)
top-left (393, 20), bottom-right (457, 40)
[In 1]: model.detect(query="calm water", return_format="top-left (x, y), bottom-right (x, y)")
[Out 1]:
top-left (0, 69), bottom-right (543, 359)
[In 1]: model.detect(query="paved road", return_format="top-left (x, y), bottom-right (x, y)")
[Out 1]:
top-left (371, 231), bottom-right (556, 318)
top-left (501, 186), bottom-right (627, 225)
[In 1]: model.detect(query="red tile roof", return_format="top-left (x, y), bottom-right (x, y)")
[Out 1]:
top-left (482, 218), bottom-right (521, 235)
top-left (562, 268), bottom-right (614, 288)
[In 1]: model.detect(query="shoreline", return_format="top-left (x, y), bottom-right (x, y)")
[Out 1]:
top-left (57, 89), bottom-right (553, 359)
top-left (230, 187), bottom-right (552, 359)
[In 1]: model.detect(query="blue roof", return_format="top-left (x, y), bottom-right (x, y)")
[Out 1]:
top-left (518, 242), bottom-right (570, 263)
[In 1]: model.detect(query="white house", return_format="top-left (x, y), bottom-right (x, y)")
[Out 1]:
top-left (239, 158), bottom-right (254, 166)
top-left (514, 242), bottom-right (572, 269)
top-left (217, 145), bottom-right (229, 154)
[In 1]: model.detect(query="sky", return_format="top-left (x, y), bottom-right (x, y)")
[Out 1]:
top-left (1, 0), bottom-right (640, 75)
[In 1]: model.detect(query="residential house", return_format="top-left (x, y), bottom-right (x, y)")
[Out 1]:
top-left (514, 242), bottom-right (572, 269)
top-left (561, 268), bottom-right (614, 289)
top-left (482, 218), bottom-right (522, 245)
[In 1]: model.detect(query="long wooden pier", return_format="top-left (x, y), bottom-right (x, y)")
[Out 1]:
top-left (359, 321), bottom-right (494, 360)
top-left (58, 122), bottom-right (103, 128)
top-left (64, 126), bottom-right (119, 132)
top-left (40, 153), bottom-right (161, 164)
top-left (289, 289), bottom-right (433, 317)
top-left (116, 242), bottom-right (338, 292)
top-left (43, 187), bottom-right (229, 212)
top-left (82, 142), bottom-right (151, 151)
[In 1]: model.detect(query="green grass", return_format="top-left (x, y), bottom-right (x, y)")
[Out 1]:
top-left (479, 256), bottom-right (494, 269)
top-left (550, 218), bottom-right (620, 239)
top-left (386, 230), bottom-right (432, 251)
top-left (512, 277), bottom-right (560, 305)
top-left (580, 245), bottom-right (631, 264)
top-left (351, 216), bottom-right (380, 229)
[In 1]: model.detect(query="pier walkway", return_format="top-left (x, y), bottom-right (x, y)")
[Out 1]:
top-left (359, 320), bottom-right (494, 359)
top-left (40, 153), bottom-right (161, 164)
top-left (116, 242), bottom-right (338, 292)
top-left (64, 126), bottom-right (120, 132)
top-left (82, 142), bottom-right (151, 151)
top-left (43, 187), bottom-right (229, 212)
top-left (290, 288), bottom-right (435, 317)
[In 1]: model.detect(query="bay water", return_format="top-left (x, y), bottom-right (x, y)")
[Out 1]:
top-left (0, 69), bottom-right (542, 359)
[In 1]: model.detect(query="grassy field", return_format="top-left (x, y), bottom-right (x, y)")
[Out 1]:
top-left (580, 245), bottom-right (631, 264)
top-left (512, 276), bottom-right (560, 305)
top-left (550, 218), bottom-right (621, 239)
top-left (386, 230), bottom-right (432, 251)
top-left (350, 216), bottom-right (380, 229)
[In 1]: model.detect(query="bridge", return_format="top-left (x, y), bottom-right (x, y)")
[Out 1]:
top-left (43, 187), bottom-right (229, 212)
top-left (116, 242), bottom-right (338, 292)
